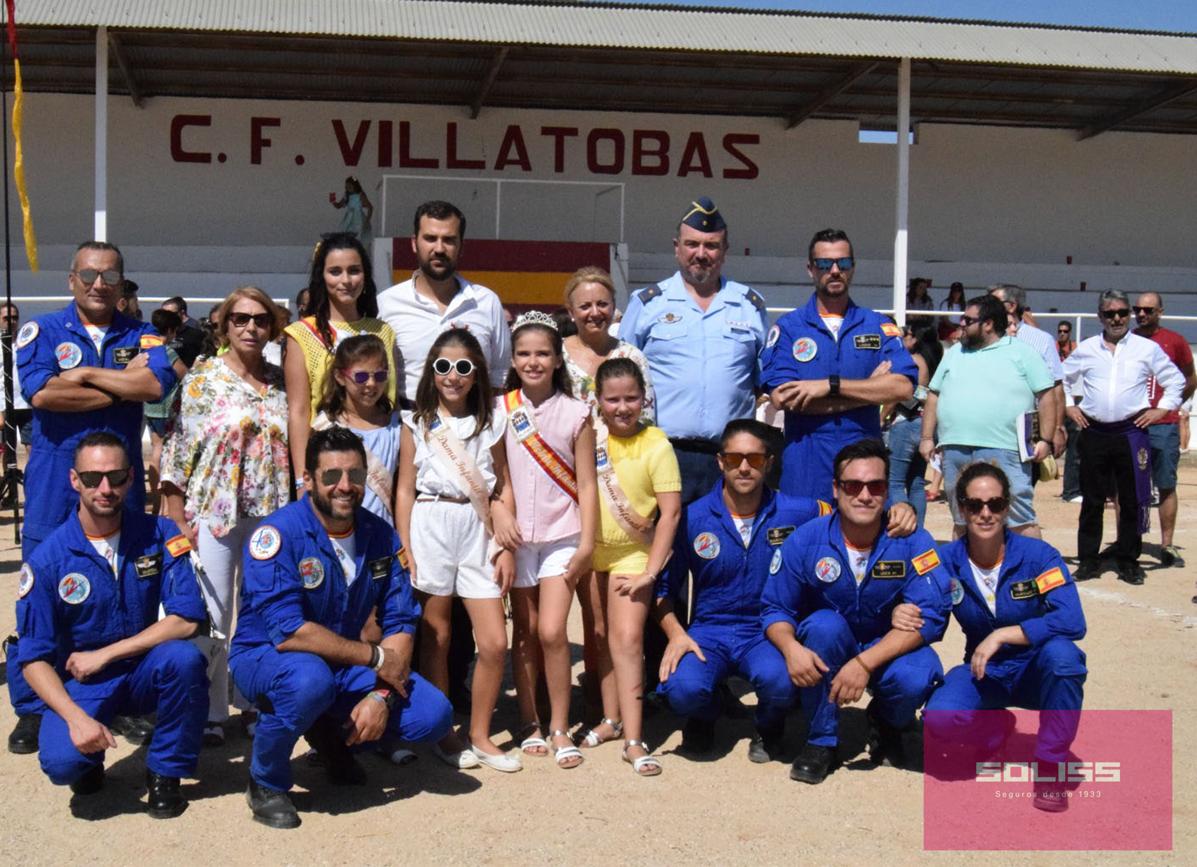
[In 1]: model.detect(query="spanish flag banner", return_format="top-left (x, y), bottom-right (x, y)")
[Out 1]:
top-left (5, 0), bottom-right (38, 272)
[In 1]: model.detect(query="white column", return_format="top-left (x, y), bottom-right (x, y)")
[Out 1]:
top-left (892, 57), bottom-right (911, 326)
top-left (94, 26), bottom-right (108, 241)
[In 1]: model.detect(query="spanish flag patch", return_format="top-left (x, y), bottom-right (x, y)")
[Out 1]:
top-left (817, 499), bottom-right (833, 516)
top-left (881, 322), bottom-right (901, 338)
top-left (912, 548), bottom-right (941, 575)
top-left (396, 546), bottom-right (410, 571)
top-left (140, 333), bottom-right (165, 348)
top-left (1034, 567), bottom-right (1065, 595)
top-left (165, 534), bottom-right (191, 557)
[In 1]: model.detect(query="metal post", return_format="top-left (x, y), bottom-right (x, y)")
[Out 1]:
top-left (94, 26), bottom-right (108, 240)
top-left (892, 57), bottom-right (911, 327)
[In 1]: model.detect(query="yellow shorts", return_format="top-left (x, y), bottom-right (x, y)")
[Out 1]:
top-left (594, 541), bottom-right (649, 575)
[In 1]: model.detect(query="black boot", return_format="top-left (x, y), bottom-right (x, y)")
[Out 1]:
top-left (110, 714), bottom-right (155, 745)
top-left (246, 781), bottom-right (300, 829)
top-left (7, 714), bottom-right (40, 754)
top-left (303, 716), bottom-right (367, 785)
top-left (789, 743), bottom-right (836, 784)
top-left (867, 701), bottom-right (910, 769)
top-left (680, 717), bottom-right (716, 755)
top-left (146, 770), bottom-right (186, 819)
top-left (747, 725), bottom-right (784, 764)
top-left (70, 764), bottom-right (105, 795)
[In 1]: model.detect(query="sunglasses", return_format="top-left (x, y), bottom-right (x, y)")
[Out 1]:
top-left (958, 315), bottom-right (980, 326)
top-left (960, 496), bottom-right (1009, 515)
top-left (810, 256), bottom-right (855, 272)
top-left (318, 467), bottom-right (367, 486)
top-left (227, 311), bottom-right (272, 329)
top-left (719, 451), bottom-right (770, 470)
top-left (72, 268), bottom-right (122, 287)
top-left (1100, 308), bottom-right (1131, 321)
top-left (341, 369), bottom-right (388, 385)
top-left (1057, 328), bottom-right (1070, 334)
top-left (432, 357), bottom-right (475, 377)
top-left (837, 478), bottom-right (887, 497)
top-left (76, 468), bottom-right (132, 488)
top-left (1132, 306), bottom-right (1156, 315)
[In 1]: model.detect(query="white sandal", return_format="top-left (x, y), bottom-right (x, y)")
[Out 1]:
top-left (579, 717), bottom-right (623, 748)
top-left (517, 721), bottom-right (549, 756)
top-left (622, 739), bottom-right (662, 777)
top-left (551, 730), bottom-right (584, 769)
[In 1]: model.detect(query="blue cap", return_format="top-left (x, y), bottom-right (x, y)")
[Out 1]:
top-left (680, 197), bottom-right (726, 233)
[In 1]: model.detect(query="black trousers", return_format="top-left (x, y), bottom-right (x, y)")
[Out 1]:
top-left (1077, 425), bottom-right (1141, 564)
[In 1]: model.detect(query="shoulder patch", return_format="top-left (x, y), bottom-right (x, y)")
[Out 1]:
top-left (249, 525), bottom-right (282, 560)
top-left (55, 342), bottom-right (83, 370)
top-left (1034, 567), bottom-right (1066, 595)
top-left (17, 564), bottom-right (34, 598)
top-left (815, 556), bottom-right (841, 583)
top-left (15, 321), bottom-right (38, 349)
top-left (139, 333), bottom-right (165, 349)
top-left (769, 548), bottom-right (783, 575)
top-left (746, 289), bottom-right (766, 311)
top-left (165, 534), bottom-right (191, 557)
top-left (693, 532), bottom-right (720, 560)
top-left (58, 573), bottom-right (91, 605)
top-left (816, 500), bottom-right (833, 517)
top-left (636, 285), bottom-right (663, 304)
top-left (299, 557), bottom-right (325, 590)
top-left (912, 548), bottom-right (941, 575)
top-left (949, 577), bottom-right (964, 606)
top-left (881, 322), bottom-right (901, 338)
top-left (765, 324), bottom-right (780, 348)
top-left (396, 545), bottom-right (411, 571)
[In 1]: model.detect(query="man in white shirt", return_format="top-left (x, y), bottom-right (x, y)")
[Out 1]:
top-left (377, 201), bottom-right (511, 405)
top-left (1063, 290), bottom-right (1184, 584)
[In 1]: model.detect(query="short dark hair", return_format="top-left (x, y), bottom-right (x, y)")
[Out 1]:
top-left (833, 438), bottom-right (889, 482)
top-left (955, 461), bottom-right (1011, 504)
top-left (967, 294), bottom-right (1007, 334)
top-left (73, 241), bottom-right (123, 275)
top-left (807, 228), bottom-right (853, 262)
top-left (74, 431), bottom-right (128, 463)
top-left (1057, 320), bottom-right (1072, 332)
top-left (413, 200), bottom-right (467, 239)
top-left (719, 418), bottom-right (780, 459)
top-left (304, 426), bottom-right (367, 474)
top-left (151, 308), bottom-right (182, 336)
top-left (163, 296), bottom-right (188, 314)
top-left (121, 280), bottom-right (139, 299)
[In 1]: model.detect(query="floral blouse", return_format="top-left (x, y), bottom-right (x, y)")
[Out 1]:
top-left (160, 356), bottom-right (290, 538)
top-left (563, 339), bottom-right (657, 427)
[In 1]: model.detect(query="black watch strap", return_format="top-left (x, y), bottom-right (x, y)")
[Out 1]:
top-left (828, 374), bottom-right (841, 397)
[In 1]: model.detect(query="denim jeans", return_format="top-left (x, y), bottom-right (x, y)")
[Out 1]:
top-left (887, 416), bottom-right (927, 529)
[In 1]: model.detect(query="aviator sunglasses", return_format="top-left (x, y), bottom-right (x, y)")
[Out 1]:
top-left (76, 468), bottom-right (132, 488)
top-left (318, 467), bottom-right (367, 486)
top-left (72, 268), bottom-right (122, 287)
top-left (432, 357), bottom-right (475, 377)
top-left (810, 256), bottom-right (855, 272)
top-left (341, 368), bottom-right (388, 384)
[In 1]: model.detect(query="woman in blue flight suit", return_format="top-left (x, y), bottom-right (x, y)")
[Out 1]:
top-left (914, 460), bottom-right (1086, 811)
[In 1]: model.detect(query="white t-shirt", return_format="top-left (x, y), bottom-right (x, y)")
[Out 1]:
top-left (968, 558), bottom-right (1002, 616)
top-left (731, 513), bottom-right (755, 547)
top-left (83, 323), bottom-right (108, 353)
top-left (820, 314), bottom-right (843, 341)
top-left (847, 544), bottom-right (872, 584)
top-left (329, 530), bottom-right (357, 585)
top-left (88, 531), bottom-right (121, 579)
top-left (402, 409), bottom-right (507, 498)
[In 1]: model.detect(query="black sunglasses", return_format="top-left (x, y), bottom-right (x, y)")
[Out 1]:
top-left (838, 478), bottom-right (887, 497)
top-left (1132, 306), bottom-right (1156, 315)
top-left (960, 496), bottom-right (1009, 515)
top-left (719, 451), bottom-right (770, 470)
top-left (810, 256), bottom-right (855, 272)
top-left (318, 467), bottom-right (367, 486)
top-left (1100, 308), bottom-right (1131, 321)
top-left (72, 268), bottom-right (122, 287)
top-left (958, 315), bottom-right (980, 326)
top-left (76, 468), bottom-right (132, 488)
top-left (432, 357), bottom-right (475, 377)
top-left (227, 312), bottom-right (273, 329)
top-left (341, 369), bottom-right (388, 385)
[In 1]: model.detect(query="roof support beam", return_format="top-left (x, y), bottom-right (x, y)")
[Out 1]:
top-left (107, 30), bottom-right (143, 107)
top-left (469, 46), bottom-right (509, 119)
top-left (782, 61), bottom-right (878, 129)
top-left (1076, 81), bottom-right (1197, 140)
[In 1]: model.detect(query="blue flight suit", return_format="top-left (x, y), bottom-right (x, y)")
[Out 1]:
top-left (758, 294), bottom-right (918, 501)
top-left (16, 508), bottom-right (208, 785)
top-left (621, 272), bottom-right (769, 502)
top-left (656, 481), bottom-right (829, 733)
top-left (761, 513), bottom-right (951, 747)
top-left (16, 304), bottom-right (178, 557)
top-left (924, 532), bottom-right (1087, 762)
top-left (230, 499), bottom-right (453, 793)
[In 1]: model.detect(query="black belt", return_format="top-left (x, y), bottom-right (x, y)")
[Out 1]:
top-left (668, 437), bottom-right (720, 455)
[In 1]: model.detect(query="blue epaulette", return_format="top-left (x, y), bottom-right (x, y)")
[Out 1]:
top-left (636, 285), bottom-right (663, 304)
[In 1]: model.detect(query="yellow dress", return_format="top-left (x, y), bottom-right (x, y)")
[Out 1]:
top-left (283, 315), bottom-right (397, 419)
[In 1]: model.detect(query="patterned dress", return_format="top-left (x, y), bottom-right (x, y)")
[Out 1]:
top-left (563, 339), bottom-right (657, 427)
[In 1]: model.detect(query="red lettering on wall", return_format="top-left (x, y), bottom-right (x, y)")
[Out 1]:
top-left (540, 126), bottom-right (578, 173)
top-left (722, 133), bottom-right (759, 180)
top-left (378, 121), bottom-right (393, 168)
top-left (250, 117), bottom-right (281, 165)
top-left (678, 132), bottom-right (713, 177)
top-left (170, 114), bottom-right (212, 163)
top-left (446, 122), bottom-right (486, 170)
top-left (631, 130), bottom-right (670, 176)
top-left (495, 125), bottom-right (531, 172)
top-left (587, 129), bottom-right (625, 175)
top-left (332, 120), bottom-right (370, 167)
top-left (399, 121), bottom-right (439, 168)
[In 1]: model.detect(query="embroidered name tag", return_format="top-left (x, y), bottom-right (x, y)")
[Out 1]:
top-left (1010, 580), bottom-right (1038, 600)
top-left (767, 526), bottom-right (795, 546)
top-left (134, 554), bottom-right (162, 578)
top-left (368, 556), bottom-right (393, 580)
top-left (871, 560), bottom-right (906, 579)
top-left (854, 334), bottom-right (881, 350)
top-left (112, 346), bottom-right (139, 365)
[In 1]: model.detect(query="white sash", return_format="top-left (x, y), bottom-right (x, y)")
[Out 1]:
top-left (312, 413), bottom-right (394, 524)
top-left (594, 420), bottom-right (655, 546)
top-left (425, 413), bottom-right (494, 534)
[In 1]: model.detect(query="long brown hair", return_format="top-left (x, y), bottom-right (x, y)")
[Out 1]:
top-left (413, 329), bottom-right (493, 439)
top-left (316, 334), bottom-right (392, 419)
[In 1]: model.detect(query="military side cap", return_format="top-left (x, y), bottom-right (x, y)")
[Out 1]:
top-left (680, 196), bottom-right (726, 232)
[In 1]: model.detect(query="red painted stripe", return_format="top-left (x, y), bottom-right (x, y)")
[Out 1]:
top-left (392, 239), bottom-right (608, 272)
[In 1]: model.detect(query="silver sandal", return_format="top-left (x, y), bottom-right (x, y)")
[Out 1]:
top-left (578, 717), bottom-right (623, 748)
top-left (551, 730), bottom-right (584, 769)
top-left (622, 739), bottom-right (662, 776)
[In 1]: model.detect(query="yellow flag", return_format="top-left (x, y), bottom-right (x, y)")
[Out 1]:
top-left (11, 56), bottom-right (37, 271)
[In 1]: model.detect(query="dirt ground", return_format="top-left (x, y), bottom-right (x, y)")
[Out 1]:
top-left (0, 463), bottom-right (1193, 866)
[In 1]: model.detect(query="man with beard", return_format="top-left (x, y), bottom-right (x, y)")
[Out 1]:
top-left (759, 228), bottom-right (918, 502)
top-left (231, 427), bottom-right (453, 829)
top-left (920, 295), bottom-right (1057, 539)
top-left (1064, 290), bottom-right (1183, 584)
top-left (377, 200), bottom-right (511, 405)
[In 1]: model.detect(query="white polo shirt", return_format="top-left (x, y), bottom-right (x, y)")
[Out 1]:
top-left (378, 274), bottom-right (512, 403)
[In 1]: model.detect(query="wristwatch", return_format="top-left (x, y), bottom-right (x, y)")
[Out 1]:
top-left (828, 374), bottom-right (841, 397)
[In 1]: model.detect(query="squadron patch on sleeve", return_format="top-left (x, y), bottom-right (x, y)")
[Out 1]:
top-left (881, 322), bottom-right (902, 338)
top-left (15, 321), bottom-right (38, 349)
top-left (299, 557), bottom-right (325, 590)
top-left (249, 525), bottom-right (282, 560)
top-left (793, 337), bottom-right (818, 363)
top-left (949, 578), bottom-right (964, 606)
top-left (139, 333), bottom-right (165, 348)
top-left (58, 573), bottom-right (91, 605)
top-left (165, 534), bottom-right (192, 558)
top-left (17, 564), bottom-right (34, 598)
top-left (765, 325), bottom-right (780, 348)
top-left (912, 549), bottom-right (941, 575)
top-left (1034, 567), bottom-right (1066, 595)
top-left (56, 342), bottom-right (83, 370)
top-left (396, 546), bottom-right (411, 571)
top-left (769, 548), bottom-right (783, 575)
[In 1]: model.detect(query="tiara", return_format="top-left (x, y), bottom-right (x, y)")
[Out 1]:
top-left (512, 310), bottom-right (558, 332)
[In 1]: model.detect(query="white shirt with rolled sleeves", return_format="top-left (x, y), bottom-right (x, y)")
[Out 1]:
top-left (620, 272), bottom-right (768, 441)
top-left (378, 275), bottom-right (512, 403)
top-left (1063, 332), bottom-right (1184, 423)
top-left (1015, 321), bottom-right (1064, 383)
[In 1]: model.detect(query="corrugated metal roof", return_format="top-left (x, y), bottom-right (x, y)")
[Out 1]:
top-left (12, 0), bottom-right (1197, 75)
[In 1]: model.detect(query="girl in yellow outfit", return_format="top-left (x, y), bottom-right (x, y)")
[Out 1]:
top-left (584, 357), bottom-right (680, 776)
